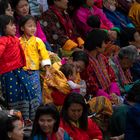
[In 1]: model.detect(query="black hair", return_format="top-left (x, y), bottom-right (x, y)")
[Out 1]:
top-left (31, 104), bottom-right (60, 140)
top-left (19, 15), bottom-right (36, 35)
top-left (11, 0), bottom-right (28, 10)
top-left (69, 0), bottom-right (86, 9)
top-left (0, 0), bottom-right (10, 15)
top-left (47, 0), bottom-right (55, 6)
top-left (84, 29), bottom-right (109, 51)
top-left (60, 63), bottom-right (74, 79)
top-left (0, 15), bottom-right (15, 36)
top-left (61, 92), bottom-right (88, 130)
top-left (0, 111), bottom-right (9, 140)
top-left (0, 113), bottom-right (20, 140)
top-left (87, 15), bottom-right (101, 29)
top-left (136, 0), bottom-right (140, 3)
top-left (7, 115), bottom-right (20, 133)
top-left (120, 27), bottom-right (137, 47)
top-left (126, 82), bottom-right (140, 103)
top-left (71, 51), bottom-right (89, 67)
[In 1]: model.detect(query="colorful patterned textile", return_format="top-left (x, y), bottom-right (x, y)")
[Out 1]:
top-left (88, 96), bottom-right (113, 139)
top-left (0, 68), bottom-right (39, 120)
top-left (81, 53), bottom-right (120, 97)
top-left (24, 70), bottom-right (42, 104)
top-left (33, 127), bottom-right (71, 140)
top-left (110, 56), bottom-right (132, 91)
top-left (40, 6), bottom-right (82, 52)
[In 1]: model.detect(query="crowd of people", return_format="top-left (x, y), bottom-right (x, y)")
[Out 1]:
top-left (0, 0), bottom-right (140, 140)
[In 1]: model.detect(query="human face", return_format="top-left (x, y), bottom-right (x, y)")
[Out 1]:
top-left (86, 0), bottom-right (94, 7)
top-left (132, 32), bottom-right (140, 48)
top-left (16, 0), bottom-right (29, 17)
top-left (5, 4), bottom-right (14, 16)
top-left (119, 57), bottom-right (134, 70)
top-left (5, 21), bottom-right (16, 36)
top-left (38, 114), bottom-right (56, 134)
top-left (21, 19), bottom-right (36, 38)
top-left (8, 120), bottom-right (24, 140)
top-left (67, 103), bottom-right (83, 122)
top-left (54, 0), bottom-right (68, 11)
top-left (73, 60), bottom-right (86, 73)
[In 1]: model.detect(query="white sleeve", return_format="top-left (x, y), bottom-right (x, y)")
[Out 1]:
top-left (67, 81), bottom-right (80, 89)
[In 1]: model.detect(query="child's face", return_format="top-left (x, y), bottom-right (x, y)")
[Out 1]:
top-left (69, 67), bottom-right (77, 81)
top-left (16, 0), bottom-right (29, 17)
top-left (21, 19), bottom-right (36, 37)
top-left (5, 21), bottom-right (16, 36)
top-left (5, 4), bottom-right (13, 17)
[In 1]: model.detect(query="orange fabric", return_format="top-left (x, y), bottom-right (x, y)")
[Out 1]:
top-left (77, 37), bottom-right (85, 47)
top-left (62, 39), bottom-right (78, 51)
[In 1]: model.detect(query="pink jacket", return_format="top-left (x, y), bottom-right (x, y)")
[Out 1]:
top-left (16, 21), bottom-right (47, 42)
top-left (74, 5), bottom-right (114, 36)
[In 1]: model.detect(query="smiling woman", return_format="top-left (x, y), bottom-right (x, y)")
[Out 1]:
top-left (31, 104), bottom-right (71, 140)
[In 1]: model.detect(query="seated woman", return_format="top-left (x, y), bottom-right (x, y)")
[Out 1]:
top-left (42, 51), bottom-right (89, 106)
top-left (119, 27), bottom-right (140, 81)
top-left (70, 0), bottom-right (118, 39)
top-left (82, 29), bottom-right (120, 99)
top-left (40, 0), bottom-right (84, 53)
top-left (0, 0), bottom-right (13, 16)
top-left (0, 112), bottom-right (24, 140)
top-left (110, 45), bottom-right (138, 93)
top-left (31, 104), bottom-right (70, 140)
top-left (60, 92), bottom-right (103, 140)
top-left (103, 0), bottom-right (134, 31)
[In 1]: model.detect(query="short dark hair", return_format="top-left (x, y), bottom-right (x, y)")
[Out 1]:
top-left (0, 15), bottom-right (14, 36)
top-left (0, 0), bottom-right (10, 15)
top-left (87, 15), bottom-right (101, 29)
top-left (31, 104), bottom-right (60, 139)
top-left (84, 29), bottom-right (109, 51)
top-left (71, 51), bottom-right (89, 67)
top-left (61, 93), bottom-right (88, 130)
top-left (0, 111), bottom-right (9, 140)
top-left (60, 63), bottom-right (74, 78)
top-left (19, 15), bottom-right (36, 35)
top-left (120, 27), bottom-right (137, 47)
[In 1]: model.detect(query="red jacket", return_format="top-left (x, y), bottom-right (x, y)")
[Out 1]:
top-left (0, 36), bottom-right (25, 74)
top-left (60, 118), bottom-right (103, 140)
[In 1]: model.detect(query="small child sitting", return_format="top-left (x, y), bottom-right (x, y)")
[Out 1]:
top-left (60, 63), bottom-right (86, 96)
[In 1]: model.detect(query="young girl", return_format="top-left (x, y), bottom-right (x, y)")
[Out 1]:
top-left (19, 15), bottom-right (51, 103)
top-left (12, 0), bottom-right (52, 51)
top-left (60, 63), bottom-right (86, 96)
top-left (0, 15), bottom-right (39, 121)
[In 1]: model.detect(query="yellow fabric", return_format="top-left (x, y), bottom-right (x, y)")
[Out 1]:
top-left (88, 96), bottom-right (113, 116)
top-left (42, 64), bottom-right (71, 104)
top-left (77, 37), bottom-right (84, 47)
top-left (20, 35), bottom-right (50, 70)
top-left (62, 39), bottom-right (78, 51)
top-left (129, 2), bottom-right (140, 32)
